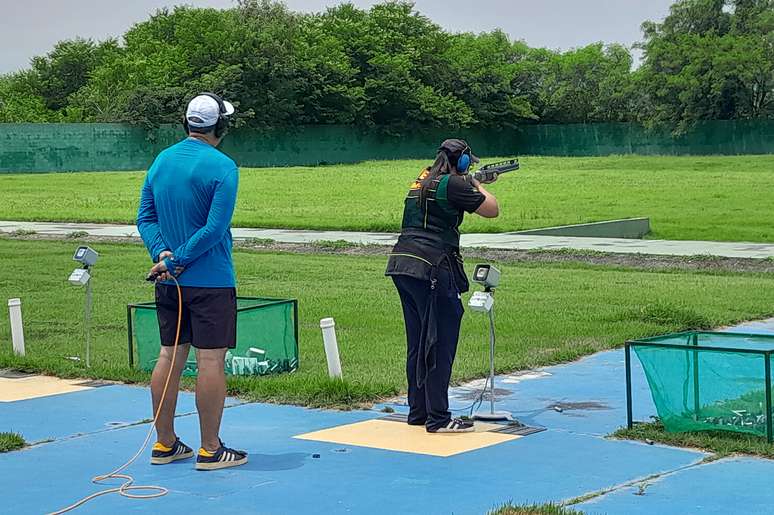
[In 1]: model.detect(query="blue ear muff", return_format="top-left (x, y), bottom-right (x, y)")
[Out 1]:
top-left (457, 153), bottom-right (471, 173)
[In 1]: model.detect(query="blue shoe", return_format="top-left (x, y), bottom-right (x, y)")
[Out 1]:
top-left (151, 437), bottom-right (194, 465)
top-left (195, 440), bottom-right (248, 471)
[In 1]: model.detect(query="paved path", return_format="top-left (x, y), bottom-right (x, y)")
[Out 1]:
top-left (3, 220), bottom-right (774, 259)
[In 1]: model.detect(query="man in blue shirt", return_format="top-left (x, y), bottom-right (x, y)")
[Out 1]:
top-left (137, 93), bottom-right (246, 471)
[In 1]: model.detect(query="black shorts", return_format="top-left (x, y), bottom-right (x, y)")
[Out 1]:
top-left (155, 284), bottom-right (237, 349)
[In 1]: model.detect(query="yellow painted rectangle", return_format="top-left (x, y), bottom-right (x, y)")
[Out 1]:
top-left (0, 376), bottom-right (94, 402)
top-left (294, 419), bottom-right (519, 457)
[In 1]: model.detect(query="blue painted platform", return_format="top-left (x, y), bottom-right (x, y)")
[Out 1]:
top-left (2, 386), bottom-right (242, 444)
top-left (578, 456), bottom-right (774, 515)
top-left (2, 318), bottom-right (773, 514)
top-left (3, 404), bottom-right (702, 514)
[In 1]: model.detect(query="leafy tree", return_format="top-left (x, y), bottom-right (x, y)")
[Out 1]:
top-left (442, 31), bottom-right (536, 128)
top-left (296, 9), bottom-right (366, 124)
top-left (638, 0), bottom-right (774, 132)
top-left (0, 71), bottom-right (60, 122)
top-left (4, 0), bottom-right (770, 132)
top-left (30, 38), bottom-right (119, 111)
top-left (536, 43), bottom-right (635, 124)
top-left (309, 2), bottom-right (472, 131)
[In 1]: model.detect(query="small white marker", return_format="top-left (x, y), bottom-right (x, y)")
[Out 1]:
top-left (8, 298), bottom-right (25, 356)
top-left (320, 318), bottom-right (342, 379)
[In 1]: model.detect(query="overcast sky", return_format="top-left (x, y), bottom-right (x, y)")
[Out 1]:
top-left (0, 0), bottom-right (675, 73)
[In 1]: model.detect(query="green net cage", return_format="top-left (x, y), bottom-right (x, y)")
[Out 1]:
top-left (127, 297), bottom-right (298, 377)
top-left (626, 331), bottom-right (774, 440)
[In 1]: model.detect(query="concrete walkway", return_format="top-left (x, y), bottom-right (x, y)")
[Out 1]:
top-left (3, 220), bottom-right (774, 259)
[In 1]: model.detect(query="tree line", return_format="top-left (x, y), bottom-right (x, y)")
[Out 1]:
top-left (0, 0), bottom-right (771, 133)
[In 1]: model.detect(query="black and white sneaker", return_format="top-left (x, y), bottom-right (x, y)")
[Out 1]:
top-left (427, 417), bottom-right (475, 433)
top-left (195, 440), bottom-right (248, 471)
top-left (150, 437), bottom-right (194, 465)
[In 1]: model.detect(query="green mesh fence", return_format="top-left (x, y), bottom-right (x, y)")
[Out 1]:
top-left (128, 297), bottom-right (298, 377)
top-left (631, 331), bottom-right (774, 438)
top-left (4, 120), bottom-right (774, 173)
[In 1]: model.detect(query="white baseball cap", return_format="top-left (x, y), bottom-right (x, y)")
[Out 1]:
top-left (185, 94), bottom-right (235, 128)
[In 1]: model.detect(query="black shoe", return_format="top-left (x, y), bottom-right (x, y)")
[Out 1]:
top-left (195, 440), bottom-right (248, 471)
top-left (150, 437), bottom-right (194, 465)
top-left (427, 417), bottom-right (475, 434)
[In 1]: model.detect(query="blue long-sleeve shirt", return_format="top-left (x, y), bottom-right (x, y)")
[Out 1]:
top-left (137, 138), bottom-right (239, 288)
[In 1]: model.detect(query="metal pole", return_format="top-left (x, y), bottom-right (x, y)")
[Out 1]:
top-left (625, 342), bottom-right (633, 429)
top-left (473, 294), bottom-right (510, 421)
top-left (127, 305), bottom-right (134, 368)
top-left (293, 300), bottom-right (300, 356)
top-left (765, 354), bottom-right (772, 443)
top-left (473, 290), bottom-right (513, 420)
top-left (692, 333), bottom-right (700, 421)
top-left (488, 306), bottom-right (496, 414)
top-left (85, 275), bottom-right (93, 368)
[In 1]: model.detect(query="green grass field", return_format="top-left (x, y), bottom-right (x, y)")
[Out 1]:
top-left (614, 421), bottom-right (774, 459)
top-left (490, 504), bottom-right (584, 515)
top-left (2, 238), bottom-right (774, 407)
top-left (0, 432), bottom-right (25, 453)
top-left (1, 155), bottom-right (774, 242)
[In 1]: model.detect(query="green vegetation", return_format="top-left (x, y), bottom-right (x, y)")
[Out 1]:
top-left (489, 504), bottom-right (583, 515)
top-left (2, 155), bottom-right (774, 242)
top-left (2, 238), bottom-right (774, 407)
top-left (623, 302), bottom-right (713, 330)
top-left (1, 1), bottom-right (771, 133)
top-left (0, 432), bottom-right (26, 453)
top-left (311, 240), bottom-right (361, 250)
top-left (10, 229), bottom-right (36, 236)
top-left (637, 0), bottom-right (774, 133)
top-left (244, 238), bottom-right (276, 246)
top-left (614, 421), bottom-right (774, 459)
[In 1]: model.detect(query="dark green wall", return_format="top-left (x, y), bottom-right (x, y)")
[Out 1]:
top-left (1, 120), bottom-right (773, 173)
top-left (517, 120), bottom-right (774, 156)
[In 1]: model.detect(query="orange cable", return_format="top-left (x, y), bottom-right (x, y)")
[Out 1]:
top-left (49, 276), bottom-right (183, 514)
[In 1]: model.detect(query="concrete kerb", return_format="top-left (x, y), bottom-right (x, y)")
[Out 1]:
top-left (3, 221), bottom-right (774, 259)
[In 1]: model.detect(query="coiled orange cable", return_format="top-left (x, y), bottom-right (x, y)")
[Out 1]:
top-left (49, 276), bottom-right (183, 514)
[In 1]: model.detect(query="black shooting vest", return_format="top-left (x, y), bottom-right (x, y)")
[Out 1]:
top-left (386, 170), bottom-right (471, 388)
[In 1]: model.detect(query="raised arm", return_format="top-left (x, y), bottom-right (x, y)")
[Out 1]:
top-left (471, 178), bottom-right (499, 218)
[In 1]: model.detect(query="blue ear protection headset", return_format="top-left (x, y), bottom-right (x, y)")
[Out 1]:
top-left (182, 92), bottom-right (230, 138)
top-left (457, 150), bottom-right (471, 173)
top-left (445, 145), bottom-right (471, 173)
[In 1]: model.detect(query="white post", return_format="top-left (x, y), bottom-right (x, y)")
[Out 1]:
top-left (8, 298), bottom-right (25, 356)
top-left (320, 318), bottom-right (342, 379)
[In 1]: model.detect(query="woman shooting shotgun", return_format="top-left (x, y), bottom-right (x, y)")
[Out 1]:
top-left (385, 139), bottom-right (499, 433)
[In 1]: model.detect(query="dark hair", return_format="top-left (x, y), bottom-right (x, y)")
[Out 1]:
top-left (418, 151), bottom-right (454, 206)
top-left (189, 124), bottom-right (217, 135)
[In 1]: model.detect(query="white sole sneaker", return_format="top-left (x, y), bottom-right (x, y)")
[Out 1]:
top-left (427, 418), bottom-right (475, 433)
top-left (195, 455), bottom-right (248, 470)
top-left (195, 443), bottom-right (249, 471)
